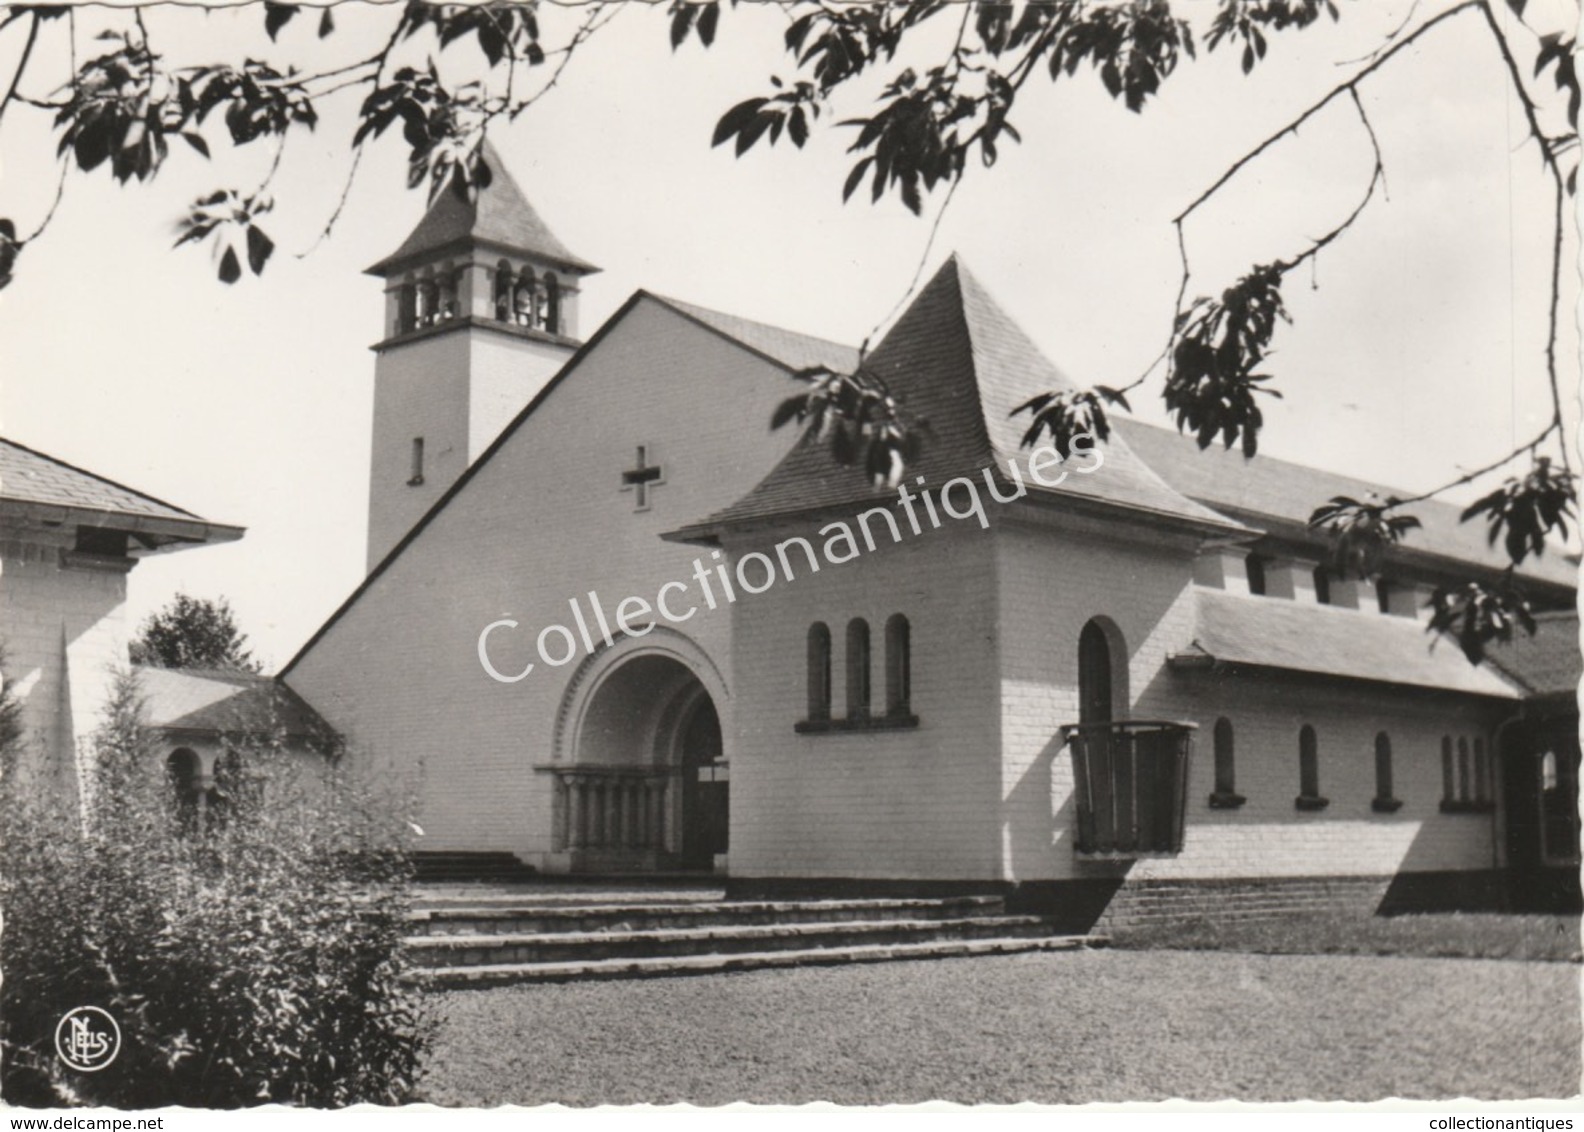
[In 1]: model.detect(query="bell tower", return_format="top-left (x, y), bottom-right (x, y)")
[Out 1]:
top-left (363, 141), bottom-right (598, 571)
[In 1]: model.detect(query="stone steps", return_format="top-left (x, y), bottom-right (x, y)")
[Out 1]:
top-left (406, 894), bottom-right (1004, 935)
top-left (412, 934), bottom-right (1101, 988)
top-left (405, 914), bottom-right (1058, 968)
top-left (404, 890), bottom-right (1093, 985)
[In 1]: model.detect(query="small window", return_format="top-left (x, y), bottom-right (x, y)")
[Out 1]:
top-left (1209, 717), bottom-right (1244, 808)
top-left (1296, 725), bottom-right (1327, 810)
top-left (513, 269), bottom-right (537, 328)
top-left (397, 280), bottom-right (417, 334)
top-left (1474, 738), bottom-right (1488, 803)
top-left (845, 618), bottom-right (871, 721)
top-left (1372, 732), bottom-right (1401, 812)
top-left (408, 437), bottom-right (425, 486)
top-left (1245, 555), bottom-right (1267, 596)
top-left (1457, 737), bottom-right (1471, 802)
top-left (1313, 566), bottom-right (1331, 605)
top-left (1441, 736), bottom-right (1455, 802)
top-left (806, 622), bottom-right (831, 723)
top-left (416, 275), bottom-right (438, 327)
top-left (884, 613), bottom-right (911, 718)
top-left (1375, 579), bottom-right (1392, 614)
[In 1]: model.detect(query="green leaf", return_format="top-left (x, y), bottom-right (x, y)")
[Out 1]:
top-left (218, 245), bottom-right (242, 284)
top-left (246, 225), bottom-right (274, 275)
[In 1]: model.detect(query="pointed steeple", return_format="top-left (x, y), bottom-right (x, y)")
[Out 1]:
top-left (366, 140), bottom-right (598, 278)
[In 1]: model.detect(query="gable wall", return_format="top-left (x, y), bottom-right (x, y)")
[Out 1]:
top-left (725, 516), bottom-right (1005, 880)
top-left (286, 300), bottom-right (804, 861)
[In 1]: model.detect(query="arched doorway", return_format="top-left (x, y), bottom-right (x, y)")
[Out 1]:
top-left (560, 649), bottom-right (728, 873)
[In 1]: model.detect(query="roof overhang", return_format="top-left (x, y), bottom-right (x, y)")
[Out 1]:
top-left (0, 499), bottom-right (245, 553)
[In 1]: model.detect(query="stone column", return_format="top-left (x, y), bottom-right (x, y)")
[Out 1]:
top-left (1263, 558), bottom-right (1319, 602)
top-left (1193, 549), bottom-right (1253, 594)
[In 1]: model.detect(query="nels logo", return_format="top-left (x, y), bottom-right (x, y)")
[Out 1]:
top-left (55, 1007), bottom-right (121, 1072)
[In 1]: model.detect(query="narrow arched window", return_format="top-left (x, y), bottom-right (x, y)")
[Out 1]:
top-left (1210, 717), bottom-right (1241, 807)
top-left (885, 613), bottom-right (911, 718)
top-left (397, 280), bottom-right (417, 334)
top-left (1376, 579), bottom-right (1392, 614)
top-left (845, 618), bottom-right (871, 721)
top-left (1296, 725), bottom-right (1325, 809)
top-left (1078, 620), bottom-right (1115, 725)
top-left (416, 274), bottom-right (438, 327)
top-left (1457, 737), bottom-right (1471, 802)
top-left (493, 260), bottom-right (514, 321)
top-left (1245, 555), bottom-right (1267, 596)
top-left (166, 748), bottom-right (201, 834)
top-left (436, 267), bottom-right (459, 321)
top-left (1313, 566), bottom-right (1331, 605)
top-left (1373, 732), bottom-right (1398, 811)
top-left (1441, 736), bottom-right (1455, 802)
top-left (513, 269), bottom-right (537, 327)
top-left (806, 622), bottom-right (831, 723)
top-left (544, 273), bottom-right (562, 335)
top-left (1474, 737), bottom-right (1489, 803)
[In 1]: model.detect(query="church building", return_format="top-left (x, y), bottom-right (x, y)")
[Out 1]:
top-left (280, 146), bottom-right (1581, 921)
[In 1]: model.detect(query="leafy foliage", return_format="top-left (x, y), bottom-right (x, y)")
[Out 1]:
top-left (0, 218), bottom-right (16, 293)
top-left (1163, 264), bottom-right (1288, 455)
top-left (130, 593), bottom-right (261, 673)
top-left (1205, 0), bottom-right (1339, 74)
top-left (0, 645), bottom-right (25, 782)
top-left (670, 0), bottom-right (725, 51)
top-left (173, 189), bottom-right (274, 283)
top-left (354, 64), bottom-right (494, 203)
top-left (1307, 493), bottom-right (1423, 580)
top-left (1460, 456), bottom-right (1577, 564)
top-left (1013, 385), bottom-right (1129, 457)
top-left (1428, 572), bottom-right (1537, 665)
top-left (772, 365), bottom-right (927, 488)
top-left (54, 32), bottom-right (178, 183)
top-left (0, 670), bottom-right (428, 1108)
top-left (397, 2), bottom-right (546, 68)
top-left (1049, 0), bottom-right (1196, 113)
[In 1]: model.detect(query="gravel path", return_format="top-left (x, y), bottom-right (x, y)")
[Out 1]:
top-left (421, 948), bottom-right (1581, 1106)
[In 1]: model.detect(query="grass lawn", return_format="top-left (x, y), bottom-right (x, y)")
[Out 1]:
top-left (1109, 912), bottom-right (1582, 962)
top-left (419, 948), bottom-right (1582, 1106)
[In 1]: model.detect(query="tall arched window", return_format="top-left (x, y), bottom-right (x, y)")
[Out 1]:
top-left (1474, 737), bottom-right (1489, 803)
top-left (436, 268), bottom-right (459, 321)
top-left (1209, 717), bottom-right (1243, 807)
top-left (845, 619), bottom-right (871, 720)
top-left (416, 274), bottom-right (438, 327)
top-left (1372, 732), bottom-right (1400, 811)
top-left (806, 622), bottom-right (831, 723)
top-left (1296, 725), bottom-right (1327, 809)
top-left (1441, 736), bottom-right (1455, 802)
top-left (544, 273), bottom-right (562, 334)
top-left (166, 748), bottom-right (202, 834)
top-left (493, 260), bottom-right (514, 321)
top-left (884, 614), bottom-right (911, 718)
top-left (1457, 737), bottom-right (1471, 802)
top-left (1078, 619), bottom-right (1115, 725)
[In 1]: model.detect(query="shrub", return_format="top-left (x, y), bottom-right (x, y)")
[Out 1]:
top-left (0, 668), bottom-right (430, 1108)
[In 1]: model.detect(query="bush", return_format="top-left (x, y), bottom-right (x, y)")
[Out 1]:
top-left (0, 669), bottom-right (430, 1108)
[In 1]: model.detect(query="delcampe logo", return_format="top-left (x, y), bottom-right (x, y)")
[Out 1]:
top-left (54, 1006), bottom-right (120, 1072)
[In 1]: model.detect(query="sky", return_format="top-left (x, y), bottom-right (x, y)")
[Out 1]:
top-left (0, 0), bottom-right (1578, 670)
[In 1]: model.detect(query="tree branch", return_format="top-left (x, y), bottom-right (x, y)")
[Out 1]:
top-left (0, 11), bottom-right (41, 130)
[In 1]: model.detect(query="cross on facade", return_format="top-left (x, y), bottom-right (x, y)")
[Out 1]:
top-left (620, 445), bottom-right (665, 511)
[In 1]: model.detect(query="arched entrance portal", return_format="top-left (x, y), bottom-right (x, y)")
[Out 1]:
top-left (558, 652), bottom-right (728, 873)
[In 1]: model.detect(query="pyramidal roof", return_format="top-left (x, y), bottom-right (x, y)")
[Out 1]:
top-left (367, 140), bottom-right (598, 277)
top-left (685, 256), bottom-right (1241, 535)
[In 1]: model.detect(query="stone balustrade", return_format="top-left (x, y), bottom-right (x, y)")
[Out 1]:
top-left (547, 765), bottom-right (673, 853)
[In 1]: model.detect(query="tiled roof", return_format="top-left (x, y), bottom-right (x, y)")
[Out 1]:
top-left (138, 666), bottom-right (333, 742)
top-left (690, 256), bottom-right (1242, 535)
top-left (653, 295), bottom-right (858, 375)
top-left (367, 140), bottom-right (597, 276)
top-left (0, 438), bottom-right (241, 549)
top-left (1482, 611), bottom-right (1581, 697)
top-left (1114, 417), bottom-right (1577, 589)
top-left (1182, 588), bottom-right (1522, 698)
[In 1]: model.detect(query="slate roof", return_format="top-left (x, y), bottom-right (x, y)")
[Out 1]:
top-left (1180, 589), bottom-right (1523, 699)
top-left (138, 666), bottom-right (333, 742)
top-left (1482, 611), bottom-right (1581, 698)
top-left (684, 256), bottom-right (1243, 537)
top-left (367, 140), bottom-right (598, 277)
top-left (654, 295), bottom-right (858, 375)
top-left (0, 437), bottom-right (242, 546)
top-left (1115, 417), bottom-right (1577, 590)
